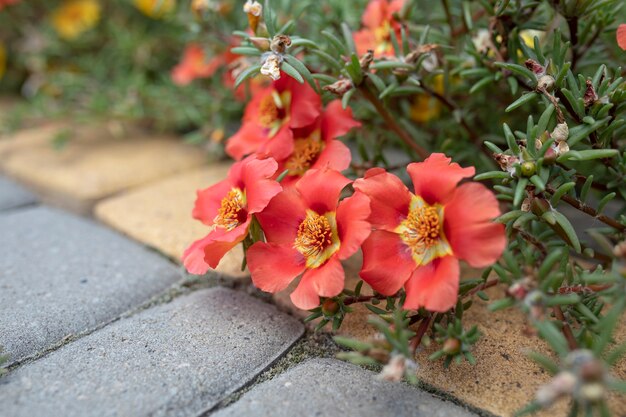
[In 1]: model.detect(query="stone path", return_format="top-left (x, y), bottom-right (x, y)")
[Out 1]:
top-left (0, 121), bottom-right (479, 417)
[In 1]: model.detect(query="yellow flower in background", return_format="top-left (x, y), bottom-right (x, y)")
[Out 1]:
top-left (134, 0), bottom-right (175, 18)
top-left (52, 0), bottom-right (101, 40)
top-left (410, 74), bottom-right (445, 123)
top-left (0, 42), bottom-right (6, 80)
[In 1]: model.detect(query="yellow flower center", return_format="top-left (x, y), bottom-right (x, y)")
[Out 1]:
top-left (258, 91), bottom-right (291, 137)
top-left (285, 130), bottom-right (324, 176)
top-left (294, 210), bottom-right (340, 268)
top-left (395, 195), bottom-right (452, 265)
top-left (214, 188), bottom-right (247, 231)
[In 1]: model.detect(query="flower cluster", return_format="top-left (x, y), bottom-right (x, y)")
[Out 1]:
top-left (184, 71), bottom-right (505, 312)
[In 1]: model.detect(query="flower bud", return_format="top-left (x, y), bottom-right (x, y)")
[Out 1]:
top-left (249, 37), bottom-right (270, 51)
top-left (580, 383), bottom-right (604, 403)
top-left (537, 75), bottom-right (555, 91)
top-left (321, 299), bottom-right (340, 316)
top-left (583, 79), bottom-right (598, 108)
top-left (543, 146), bottom-right (557, 164)
top-left (367, 348), bottom-right (390, 363)
top-left (359, 50), bottom-right (374, 70)
top-left (525, 59), bottom-right (545, 76)
top-left (520, 161), bottom-right (536, 177)
top-left (442, 338), bottom-right (461, 355)
top-left (270, 34), bottom-right (291, 54)
top-left (243, 1), bottom-right (262, 33)
top-left (579, 359), bottom-right (605, 382)
top-left (613, 241), bottom-right (626, 258)
top-left (322, 78), bottom-right (353, 97)
top-left (530, 198), bottom-right (550, 216)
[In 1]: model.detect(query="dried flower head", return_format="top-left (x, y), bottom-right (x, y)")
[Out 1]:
top-left (260, 53), bottom-right (282, 80)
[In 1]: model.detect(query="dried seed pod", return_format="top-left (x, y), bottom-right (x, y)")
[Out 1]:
top-left (270, 34), bottom-right (291, 54)
top-left (551, 122), bottom-right (569, 142)
top-left (537, 75), bottom-right (555, 91)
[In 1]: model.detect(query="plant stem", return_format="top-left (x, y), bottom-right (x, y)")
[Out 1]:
top-left (515, 227), bottom-right (549, 258)
top-left (553, 305), bottom-right (578, 350)
top-left (545, 185), bottom-right (625, 232)
top-left (358, 83), bottom-right (429, 159)
top-left (343, 295), bottom-right (377, 306)
top-left (410, 314), bottom-right (433, 355)
top-left (464, 278), bottom-right (500, 298)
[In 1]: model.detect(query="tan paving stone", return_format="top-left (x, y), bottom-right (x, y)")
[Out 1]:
top-left (95, 165), bottom-right (249, 279)
top-left (0, 121), bottom-right (206, 214)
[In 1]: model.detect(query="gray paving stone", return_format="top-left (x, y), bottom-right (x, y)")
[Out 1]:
top-left (0, 206), bottom-right (181, 364)
top-left (0, 176), bottom-right (37, 211)
top-left (0, 288), bottom-right (304, 417)
top-left (213, 358), bottom-right (478, 417)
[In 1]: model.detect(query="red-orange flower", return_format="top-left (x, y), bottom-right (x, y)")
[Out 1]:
top-left (247, 169), bottom-right (371, 310)
top-left (354, 0), bottom-right (404, 58)
top-left (171, 43), bottom-right (225, 86)
top-left (617, 24), bottom-right (626, 51)
top-left (183, 156), bottom-right (282, 275)
top-left (276, 100), bottom-right (360, 186)
top-left (354, 154), bottom-right (506, 312)
top-left (226, 74), bottom-right (321, 161)
top-left (0, 0), bottom-right (20, 10)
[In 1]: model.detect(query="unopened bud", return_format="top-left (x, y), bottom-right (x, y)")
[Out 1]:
top-left (551, 123), bottom-right (569, 142)
top-left (442, 338), bottom-right (461, 355)
top-left (249, 37), bottom-right (270, 51)
top-left (359, 50), bottom-right (374, 71)
top-left (614, 241), bottom-right (626, 258)
top-left (243, 0), bottom-right (262, 33)
top-left (580, 359), bottom-right (605, 382)
top-left (543, 146), bottom-right (557, 164)
top-left (583, 79), bottom-right (598, 108)
top-left (537, 75), bottom-right (555, 91)
top-left (525, 59), bottom-right (545, 76)
top-left (531, 198), bottom-right (550, 216)
top-left (521, 161), bottom-right (536, 177)
top-left (580, 383), bottom-right (604, 403)
top-left (322, 78), bottom-right (353, 97)
top-left (377, 354), bottom-right (406, 382)
top-left (270, 35), bottom-right (291, 54)
top-left (367, 348), bottom-right (390, 363)
top-left (321, 299), bottom-right (340, 316)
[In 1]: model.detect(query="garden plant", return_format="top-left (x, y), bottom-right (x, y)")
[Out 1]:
top-left (1, 0), bottom-right (626, 415)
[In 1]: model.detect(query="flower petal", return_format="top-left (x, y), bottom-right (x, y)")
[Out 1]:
top-left (257, 124), bottom-right (295, 161)
top-left (407, 153), bottom-right (475, 205)
top-left (353, 168), bottom-right (411, 231)
top-left (296, 168), bottom-right (351, 214)
top-left (313, 140), bottom-right (352, 172)
top-left (403, 256), bottom-right (460, 312)
top-left (617, 24), bottom-right (626, 51)
top-left (240, 157), bottom-right (282, 213)
top-left (290, 258), bottom-right (344, 309)
top-left (225, 122), bottom-right (265, 161)
top-left (182, 221), bottom-right (249, 273)
top-left (192, 179), bottom-right (233, 226)
top-left (273, 75), bottom-right (321, 129)
top-left (336, 191), bottom-right (371, 260)
top-left (321, 100), bottom-right (361, 140)
top-left (359, 230), bottom-right (415, 295)
top-left (182, 235), bottom-right (213, 275)
top-left (307, 257), bottom-right (345, 297)
top-left (248, 242), bottom-right (306, 293)
top-left (256, 187), bottom-right (307, 245)
top-left (444, 182), bottom-right (506, 267)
